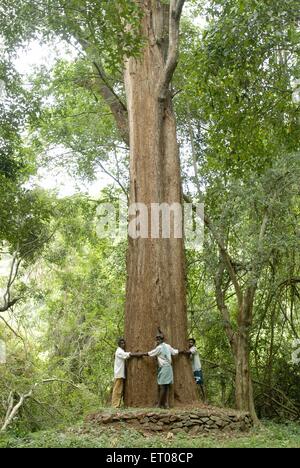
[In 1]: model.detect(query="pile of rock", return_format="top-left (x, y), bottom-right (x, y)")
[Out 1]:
top-left (87, 408), bottom-right (253, 434)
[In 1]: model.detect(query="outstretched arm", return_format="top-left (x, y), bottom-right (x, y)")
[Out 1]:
top-left (116, 348), bottom-right (131, 360)
top-left (148, 346), bottom-right (161, 358)
top-left (130, 352), bottom-right (147, 358)
top-left (169, 346), bottom-right (179, 356)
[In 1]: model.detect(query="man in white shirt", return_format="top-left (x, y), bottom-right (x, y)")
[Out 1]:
top-left (143, 334), bottom-right (179, 408)
top-left (187, 338), bottom-right (206, 401)
top-left (112, 338), bottom-right (141, 408)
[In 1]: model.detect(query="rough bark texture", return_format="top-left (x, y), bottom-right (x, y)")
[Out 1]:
top-left (235, 325), bottom-right (252, 411)
top-left (124, 0), bottom-right (197, 407)
top-left (235, 301), bottom-right (258, 422)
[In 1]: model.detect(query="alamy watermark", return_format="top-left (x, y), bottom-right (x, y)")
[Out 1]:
top-left (291, 339), bottom-right (300, 365)
top-left (96, 196), bottom-right (204, 250)
top-left (0, 340), bottom-right (6, 364)
top-left (0, 79), bottom-right (5, 99)
top-left (292, 79), bottom-right (300, 104)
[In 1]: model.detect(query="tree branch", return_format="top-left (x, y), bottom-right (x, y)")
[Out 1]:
top-left (73, 35), bottom-right (129, 145)
top-left (185, 127), bottom-right (244, 307)
top-left (183, 193), bottom-right (244, 307)
top-left (158, 0), bottom-right (186, 99)
top-left (93, 159), bottom-right (129, 201)
top-left (0, 379), bottom-right (81, 432)
top-left (0, 253), bottom-right (22, 313)
top-left (92, 61), bottom-right (129, 146)
top-left (1, 391), bottom-right (31, 432)
top-left (215, 261), bottom-right (237, 354)
top-left (0, 316), bottom-right (25, 343)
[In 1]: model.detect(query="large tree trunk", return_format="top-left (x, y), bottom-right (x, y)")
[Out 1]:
top-left (124, 0), bottom-right (197, 407)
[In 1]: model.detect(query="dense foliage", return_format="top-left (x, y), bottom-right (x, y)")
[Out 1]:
top-left (0, 0), bottom-right (299, 439)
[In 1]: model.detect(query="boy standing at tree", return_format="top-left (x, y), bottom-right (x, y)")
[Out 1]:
top-left (112, 338), bottom-right (141, 408)
top-left (186, 338), bottom-right (206, 402)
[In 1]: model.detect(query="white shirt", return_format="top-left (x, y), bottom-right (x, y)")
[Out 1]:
top-left (190, 346), bottom-right (202, 372)
top-left (114, 347), bottom-right (131, 379)
top-left (148, 343), bottom-right (178, 368)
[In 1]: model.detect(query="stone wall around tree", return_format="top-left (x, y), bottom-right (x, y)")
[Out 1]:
top-left (86, 408), bottom-right (253, 434)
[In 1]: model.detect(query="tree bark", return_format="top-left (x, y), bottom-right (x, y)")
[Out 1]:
top-left (215, 258), bottom-right (258, 421)
top-left (235, 299), bottom-right (258, 423)
top-left (235, 323), bottom-right (251, 409)
top-left (124, 0), bottom-right (197, 407)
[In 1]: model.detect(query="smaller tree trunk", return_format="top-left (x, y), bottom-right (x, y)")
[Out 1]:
top-left (235, 307), bottom-right (259, 423)
top-left (235, 328), bottom-right (251, 410)
top-left (215, 262), bottom-right (259, 422)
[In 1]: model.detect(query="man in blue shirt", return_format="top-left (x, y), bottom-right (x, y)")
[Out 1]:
top-left (186, 338), bottom-right (206, 402)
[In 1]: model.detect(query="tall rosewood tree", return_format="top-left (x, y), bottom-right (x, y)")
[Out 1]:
top-left (70, 0), bottom-right (198, 406)
top-left (124, 0), bottom-right (197, 406)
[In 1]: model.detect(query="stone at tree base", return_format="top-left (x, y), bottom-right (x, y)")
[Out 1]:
top-left (150, 423), bottom-right (163, 431)
top-left (170, 415), bottom-right (179, 422)
top-left (129, 419), bottom-right (139, 424)
top-left (188, 418), bottom-right (202, 424)
top-left (189, 426), bottom-right (201, 435)
top-left (172, 428), bottom-right (185, 434)
top-left (229, 415), bottom-right (239, 421)
top-left (149, 417), bottom-right (157, 423)
top-left (102, 414), bottom-right (113, 424)
top-left (173, 421), bottom-right (183, 428)
top-left (185, 421), bottom-right (195, 427)
top-left (190, 414), bottom-right (202, 419)
top-left (85, 407), bottom-right (254, 435)
top-left (160, 417), bottom-right (171, 424)
top-left (123, 414), bottom-right (138, 420)
top-left (211, 416), bottom-right (226, 427)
